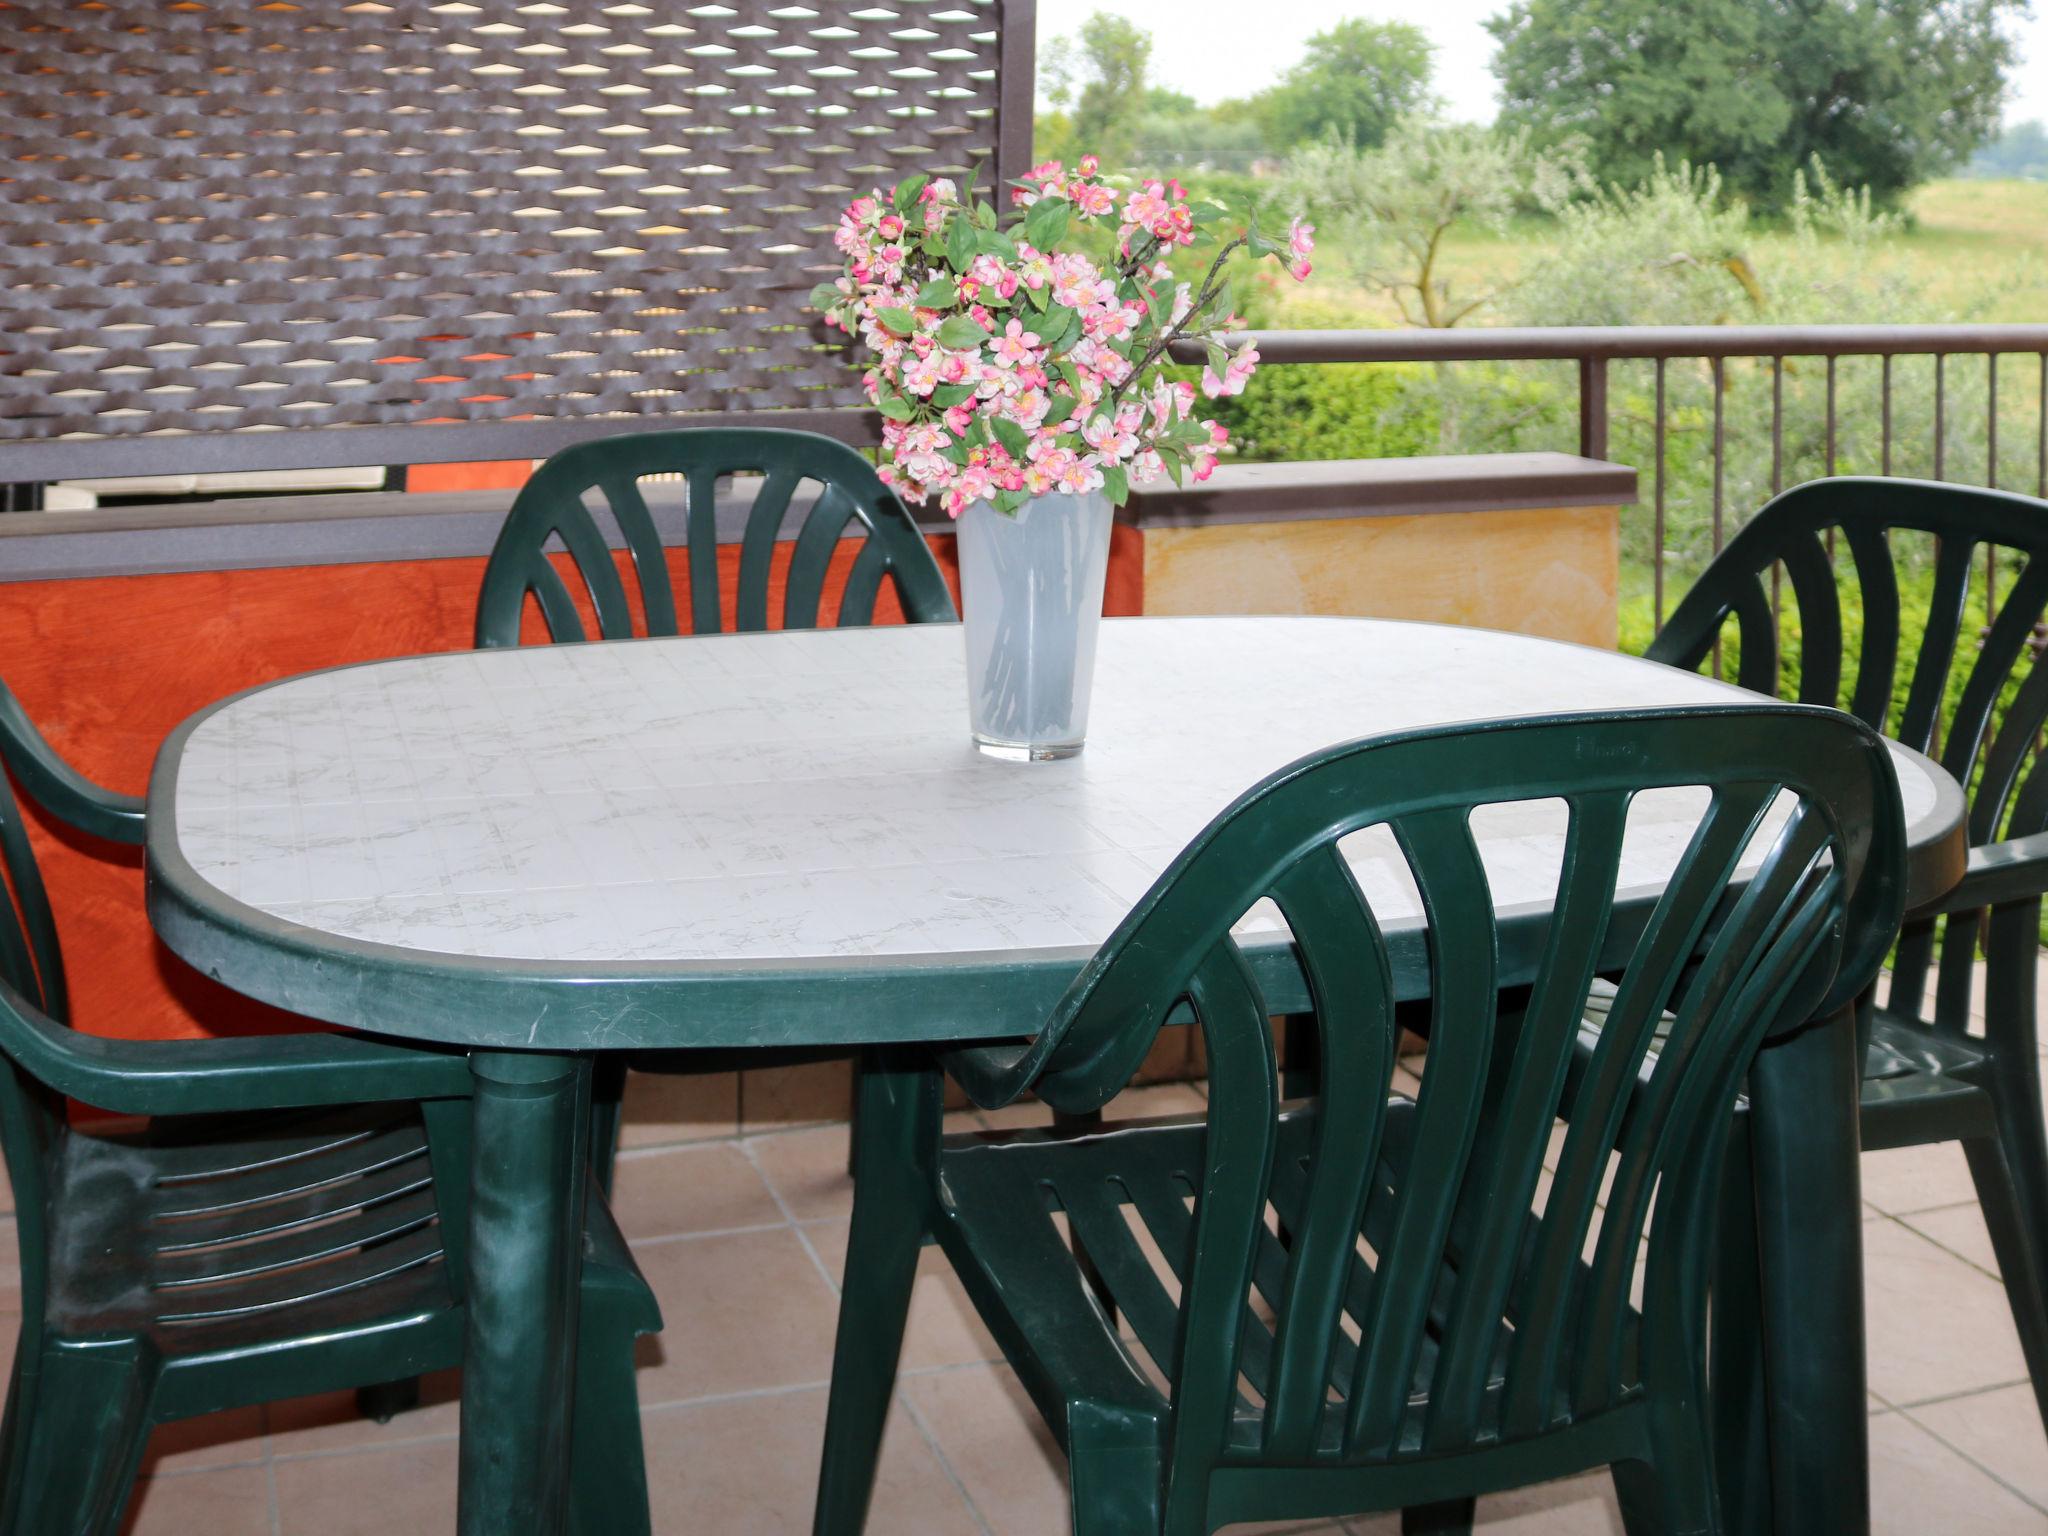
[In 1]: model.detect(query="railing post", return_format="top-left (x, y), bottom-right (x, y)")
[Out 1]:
top-left (1578, 356), bottom-right (1610, 461)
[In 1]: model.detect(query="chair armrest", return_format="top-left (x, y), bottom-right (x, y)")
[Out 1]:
top-left (0, 681), bottom-right (145, 845)
top-left (1908, 830), bottom-right (2048, 919)
top-left (0, 979), bottom-right (472, 1116)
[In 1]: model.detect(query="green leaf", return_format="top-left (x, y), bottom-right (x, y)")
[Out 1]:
top-left (1100, 464), bottom-right (1130, 507)
top-left (893, 174), bottom-right (929, 212)
top-left (946, 213), bottom-right (977, 272)
top-left (993, 487), bottom-right (1029, 515)
top-left (978, 228), bottom-right (1019, 260)
top-left (931, 382), bottom-right (976, 408)
top-left (1045, 392), bottom-right (1079, 426)
top-left (1024, 196), bottom-right (1070, 250)
top-left (1053, 359), bottom-right (1083, 396)
top-left (990, 416), bottom-right (1030, 459)
top-left (876, 394), bottom-right (915, 422)
top-left (1190, 200), bottom-right (1228, 225)
top-left (809, 281), bottom-right (842, 312)
top-left (963, 414), bottom-right (991, 448)
top-left (1023, 281), bottom-right (1050, 311)
top-left (1037, 304), bottom-right (1079, 353)
top-left (1163, 447), bottom-right (1186, 488)
top-left (1142, 284), bottom-right (1172, 329)
top-left (1204, 339), bottom-right (1230, 376)
top-left (941, 434), bottom-right (970, 467)
top-left (936, 315), bottom-right (991, 351)
top-left (972, 200), bottom-right (998, 230)
top-left (915, 277), bottom-right (958, 308)
top-left (875, 307), bottom-right (918, 337)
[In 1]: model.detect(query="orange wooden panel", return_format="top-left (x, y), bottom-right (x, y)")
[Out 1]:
top-left (2, 522), bottom-right (1140, 1043)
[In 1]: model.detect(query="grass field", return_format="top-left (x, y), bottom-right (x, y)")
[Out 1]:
top-left (1262, 177), bottom-right (2048, 330)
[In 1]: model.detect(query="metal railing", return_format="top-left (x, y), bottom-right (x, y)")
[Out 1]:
top-left (1174, 324), bottom-right (2048, 631)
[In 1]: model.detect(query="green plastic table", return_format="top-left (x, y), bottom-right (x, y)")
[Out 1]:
top-left (144, 616), bottom-right (1966, 1535)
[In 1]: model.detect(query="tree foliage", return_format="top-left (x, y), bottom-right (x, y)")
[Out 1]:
top-left (1041, 12), bottom-right (1153, 164)
top-left (1256, 19), bottom-right (1435, 152)
top-left (1278, 117), bottom-right (1588, 327)
top-left (1488, 0), bottom-right (2025, 207)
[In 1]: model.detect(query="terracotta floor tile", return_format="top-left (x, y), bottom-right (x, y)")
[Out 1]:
top-left (1909, 1381), bottom-right (2048, 1511)
top-left (643, 1384), bottom-right (979, 1535)
top-left (1863, 1140), bottom-right (1981, 1216)
top-left (630, 1226), bottom-right (842, 1406)
top-left (742, 1057), bottom-right (857, 1132)
top-left (273, 1436), bottom-right (458, 1536)
top-left (900, 1362), bottom-right (1069, 1536)
top-left (1902, 1201), bottom-right (2003, 1278)
top-left (1864, 1215), bottom-right (2033, 1406)
top-left (749, 1123), bottom-right (855, 1223)
top-left (140, 1405), bottom-right (267, 1474)
top-left (1469, 1472), bottom-right (1624, 1532)
top-left (611, 1141), bottom-right (783, 1241)
top-left (1870, 1410), bottom-right (2048, 1533)
top-left (807, 1218), bottom-right (1002, 1371)
top-left (264, 1372), bottom-right (464, 1459)
top-left (617, 1068), bottom-right (742, 1147)
top-left (120, 1464), bottom-right (273, 1536)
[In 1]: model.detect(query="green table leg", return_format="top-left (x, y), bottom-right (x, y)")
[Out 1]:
top-left (814, 1049), bottom-right (939, 1536)
top-left (1747, 1004), bottom-right (1868, 1536)
top-left (458, 1051), bottom-right (592, 1536)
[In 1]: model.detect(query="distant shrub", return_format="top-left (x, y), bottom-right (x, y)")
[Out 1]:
top-left (1212, 360), bottom-right (1437, 462)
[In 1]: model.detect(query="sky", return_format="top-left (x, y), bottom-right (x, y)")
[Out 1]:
top-left (1033, 0), bottom-right (2048, 130)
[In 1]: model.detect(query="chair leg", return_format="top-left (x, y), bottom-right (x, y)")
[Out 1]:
top-left (1400, 1497), bottom-right (1476, 1533)
top-left (590, 1056), bottom-right (629, 1197)
top-left (4, 1338), bottom-right (157, 1536)
top-left (813, 1052), bottom-right (939, 1536)
top-left (1964, 1125), bottom-right (2048, 1430)
top-left (568, 1294), bottom-right (653, 1536)
top-left (1068, 1426), bottom-right (1165, 1536)
top-left (1708, 1114), bottom-right (1770, 1534)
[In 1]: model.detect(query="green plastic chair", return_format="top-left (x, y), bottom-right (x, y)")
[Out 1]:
top-left (1646, 475), bottom-right (2048, 1432)
top-left (814, 704), bottom-right (1906, 1536)
top-left (473, 426), bottom-right (957, 645)
top-left (0, 681), bottom-right (662, 1536)
top-left (474, 426), bottom-right (960, 1179)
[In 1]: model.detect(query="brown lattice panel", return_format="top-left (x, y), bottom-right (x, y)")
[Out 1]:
top-left (0, 0), bottom-right (1030, 478)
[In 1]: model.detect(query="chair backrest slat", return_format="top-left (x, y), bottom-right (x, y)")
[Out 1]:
top-left (600, 475), bottom-right (679, 638)
top-left (1423, 790), bottom-right (1628, 1450)
top-left (996, 706), bottom-right (1900, 1524)
top-left (1261, 847), bottom-right (1396, 1461)
top-left (1343, 809), bottom-right (1497, 1458)
top-left (1647, 477), bottom-right (2048, 1032)
top-left (474, 428), bottom-right (956, 648)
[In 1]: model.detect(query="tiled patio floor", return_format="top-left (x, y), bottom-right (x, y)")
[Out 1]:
top-left (10, 990), bottom-right (2048, 1533)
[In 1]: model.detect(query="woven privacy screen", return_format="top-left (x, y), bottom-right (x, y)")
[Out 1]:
top-left (0, 0), bottom-right (1031, 478)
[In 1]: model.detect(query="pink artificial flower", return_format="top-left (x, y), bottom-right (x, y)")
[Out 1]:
top-left (877, 212), bottom-right (904, 240)
top-left (1058, 456), bottom-right (1105, 494)
top-left (1074, 181), bottom-right (1116, 217)
top-left (1287, 216), bottom-right (1316, 282)
top-left (1200, 342), bottom-right (1260, 400)
top-left (1077, 154), bottom-right (1099, 177)
top-left (992, 318), bottom-right (1040, 367)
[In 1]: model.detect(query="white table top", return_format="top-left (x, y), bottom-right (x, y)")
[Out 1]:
top-left (158, 617), bottom-right (1949, 986)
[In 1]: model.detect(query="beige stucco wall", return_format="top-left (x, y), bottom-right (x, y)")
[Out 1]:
top-left (1141, 504), bottom-right (1621, 649)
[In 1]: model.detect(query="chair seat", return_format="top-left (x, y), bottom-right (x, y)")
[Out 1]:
top-left (936, 1105), bottom-right (1612, 1463)
top-left (45, 1103), bottom-right (658, 1360)
top-left (46, 1105), bottom-right (457, 1352)
top-left (1859, 1009), bottom-right (1998, 1149)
